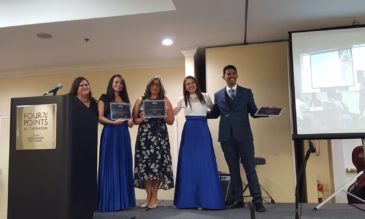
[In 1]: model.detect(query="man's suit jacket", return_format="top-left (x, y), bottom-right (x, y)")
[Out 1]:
top-left (210, 85), bottom-right (258, 142)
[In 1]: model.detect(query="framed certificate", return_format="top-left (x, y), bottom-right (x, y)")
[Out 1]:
top-left (255, 107), bottom-right (283, 117)
top-left (110, 102), bottom-right (131, 120)
top-left (143, 99), bottom-right (165, 118)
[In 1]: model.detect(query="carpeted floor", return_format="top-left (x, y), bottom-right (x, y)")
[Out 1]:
top-left (93, 200), bottom-right (365, 219)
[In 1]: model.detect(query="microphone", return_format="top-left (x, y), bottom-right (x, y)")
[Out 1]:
top-left (43, 83), bottom-right (63, 96)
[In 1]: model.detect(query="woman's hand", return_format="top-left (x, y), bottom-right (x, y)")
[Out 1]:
top-left (113, 118), bottom-right (126, 125)
top-left (133, 112), bottom-right (145, 125)
top-left (127, 119), bottom-right (134, 128)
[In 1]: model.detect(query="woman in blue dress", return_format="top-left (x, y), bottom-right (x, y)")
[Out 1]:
top-left (173, 76), bottom-right (224, 209)
top-left (97, 74), bottom-right (136, 212)
top-left (133, 76), bottom-right (175, 209)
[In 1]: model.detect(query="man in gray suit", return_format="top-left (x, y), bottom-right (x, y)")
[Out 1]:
top-left (209, 65), bottom-right (265, 212)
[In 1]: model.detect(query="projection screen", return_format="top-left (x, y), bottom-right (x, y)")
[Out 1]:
top-left (289, 25), bottom-right (365, 139)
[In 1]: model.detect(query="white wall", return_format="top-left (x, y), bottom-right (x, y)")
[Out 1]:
top-left (0, 115), bottom-right (10, 219)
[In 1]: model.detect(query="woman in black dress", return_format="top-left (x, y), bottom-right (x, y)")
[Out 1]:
top-left (69, 76), bottom-right (98, 116)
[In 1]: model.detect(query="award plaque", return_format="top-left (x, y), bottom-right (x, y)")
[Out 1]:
top-left (110, 102), bottom-right (131, 120)
top-left (143, 99), bottom-right (165, 118)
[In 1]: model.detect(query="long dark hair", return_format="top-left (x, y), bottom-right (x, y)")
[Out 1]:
top-left (106, 74), bottom-right (130, 103)
top-left (69, 76), bottom-right (96, 102)
top-left (183, 76), bottom-right (205, 107)
top-left (142, 76), bottom-right (165, 100)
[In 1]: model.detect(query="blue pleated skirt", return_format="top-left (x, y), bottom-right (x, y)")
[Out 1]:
top-left (174, 116), bottom-right (225, 209)
top-left (97, 121), bottom-right (136, 212)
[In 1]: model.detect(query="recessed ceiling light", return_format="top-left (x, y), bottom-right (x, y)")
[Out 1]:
top-left (162, 38), bottom-right (173, 46)
top-left (36, 33), bottom-right (53, 39)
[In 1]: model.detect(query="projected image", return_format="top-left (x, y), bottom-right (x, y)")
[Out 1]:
top-left (296, 47), bottom-right (365, 134)
top-left (310, 49), bottom-right (354, 88)
top-left (295, 87), bottom-right (362, 134)
top-left (291, 26), bottom-right (365, 137)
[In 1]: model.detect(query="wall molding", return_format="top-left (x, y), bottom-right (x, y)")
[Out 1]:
top-left (0, 114), bottom-right (10, 119)
top-left (0, 59), bottom-right (184, 78)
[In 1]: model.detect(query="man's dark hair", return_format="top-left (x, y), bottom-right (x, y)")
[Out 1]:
top-left (223, 65), bottom-right (237, 75)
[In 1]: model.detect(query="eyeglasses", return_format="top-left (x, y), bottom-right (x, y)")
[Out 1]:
top-left (79, 83), bottom-right (89, 87)
top-left (151, 82), bottom-right (161, 87)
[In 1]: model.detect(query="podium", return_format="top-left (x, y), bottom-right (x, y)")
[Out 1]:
top-left (8, 95), bottom-right (98, 219)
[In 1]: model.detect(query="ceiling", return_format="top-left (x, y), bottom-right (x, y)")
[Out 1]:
top-left (1, 0), bottom-right (365, 76)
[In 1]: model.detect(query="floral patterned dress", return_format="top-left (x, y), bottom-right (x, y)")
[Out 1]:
top-left (134, 103), bottom-right (174, 190)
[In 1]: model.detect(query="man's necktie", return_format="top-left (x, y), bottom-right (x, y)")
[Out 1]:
top-left (229, 88), bottom-right (236, 99)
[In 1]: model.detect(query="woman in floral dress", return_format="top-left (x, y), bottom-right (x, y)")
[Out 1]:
top-left (132, 76), bottom-right (175, 208)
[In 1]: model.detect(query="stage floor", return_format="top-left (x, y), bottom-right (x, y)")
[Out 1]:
top-left (93, 201), bottom-right (364, 219)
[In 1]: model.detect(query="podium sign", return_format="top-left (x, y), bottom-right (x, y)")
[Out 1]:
top-left (16, 104), bottom-right (57, 150)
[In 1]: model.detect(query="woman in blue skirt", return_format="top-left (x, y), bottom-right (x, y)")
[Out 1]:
top-left (97, 74), bottom-right (136, 212)
top-left (173, 76), bottom-right (225, 210)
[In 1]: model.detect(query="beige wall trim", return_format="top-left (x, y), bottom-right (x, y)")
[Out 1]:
top-left (0, 59), bottom-right (184, 78)
top-left (206, 39), bottom-right (289, 50)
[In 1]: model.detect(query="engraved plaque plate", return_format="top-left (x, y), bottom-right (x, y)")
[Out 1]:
top-left (16, 104), bottom-right (57, 150)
